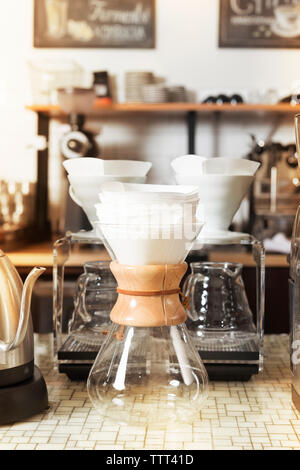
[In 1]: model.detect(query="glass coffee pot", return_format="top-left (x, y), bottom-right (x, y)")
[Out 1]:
top-left (87, 219), bottom-right (208, 426)
top-left (69, 261), bottom-right (117, 347)
top-left (183, 262), bottom-right (257, 348)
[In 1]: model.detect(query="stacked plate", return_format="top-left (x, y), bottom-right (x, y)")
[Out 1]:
top-left (125, 72), bottom-right (154, 102)
top-left (168, 86), bottom-right (187, 102)
top-left (142, 84), bottom-right (169, 103)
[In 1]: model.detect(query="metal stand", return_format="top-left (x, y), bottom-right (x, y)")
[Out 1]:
top-left (53, 233), bottom-right (109, 379)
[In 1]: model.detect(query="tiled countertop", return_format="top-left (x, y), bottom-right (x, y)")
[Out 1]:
top-left (0, 335), bottom-right (299, 451)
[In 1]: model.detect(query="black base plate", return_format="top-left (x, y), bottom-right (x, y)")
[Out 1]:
top-left (205, 363), bottom-right (259, 381)
top-left (0, 366), bottom-right (48, 425)
top-left (59, 362), bottom-right (259, 382)
top-left (0, 360), bottom-right (34, 388)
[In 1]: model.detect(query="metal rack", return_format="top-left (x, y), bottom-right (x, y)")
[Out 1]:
top-left (53, 231), bottom-right (265, 381)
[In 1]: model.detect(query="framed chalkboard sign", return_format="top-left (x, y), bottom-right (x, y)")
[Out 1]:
top-left (219, 0), bottom-right (300, 48)
top-left (34, 0), bottom-right (155, 48)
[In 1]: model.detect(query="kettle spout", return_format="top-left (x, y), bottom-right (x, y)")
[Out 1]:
top-left (8, 267), bottom-right (46, 351)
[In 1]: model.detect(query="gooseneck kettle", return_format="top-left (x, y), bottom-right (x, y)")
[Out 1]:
top-left (0, 249), bottom-right (48, 424)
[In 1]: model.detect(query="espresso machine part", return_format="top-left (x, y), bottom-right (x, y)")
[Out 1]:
top-left (290, 116), bottom-right (300, 410)
top-left (0, 250), bottom-right (48, 424)
top-left (57, 88), bottom-right (98, 160)
top-left (289, 206), bottom-right (300, 412)
top-left (57, 88), bottom-right (99, 232)
top-left (248, 135), bottom-right (299, 240)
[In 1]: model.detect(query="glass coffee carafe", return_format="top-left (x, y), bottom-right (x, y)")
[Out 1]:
top-left (183, 262), bottom-right (257, 348)
top-left (68, 261), bottom-right (117, 347)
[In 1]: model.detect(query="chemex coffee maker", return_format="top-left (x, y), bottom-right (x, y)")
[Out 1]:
top-left (55, 181), bottom-right (208, 425)
top-left (0, 250), bottom-right (48, 424)
top-left (172, 155), bottom-right (265, 381)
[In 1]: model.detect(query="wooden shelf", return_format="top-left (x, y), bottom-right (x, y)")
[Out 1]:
top-left (209, 250), bottom-right (289, 268)
top-left (26, 101), bottom-right (300, 115)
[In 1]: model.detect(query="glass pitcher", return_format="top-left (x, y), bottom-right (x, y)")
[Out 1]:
top-left (183, 262), bottom-right (257, 348)
top-left (68, 261), bottom-right (117, 347)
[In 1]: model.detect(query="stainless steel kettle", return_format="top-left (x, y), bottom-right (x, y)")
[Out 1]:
top-left (0, 249), bottom-right (45, 387)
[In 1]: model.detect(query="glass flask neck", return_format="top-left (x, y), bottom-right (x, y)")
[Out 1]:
top-left (84, 261), bottom-right (111, 275)
top-left (83, 261), bottom-right (117, 287)
top-left (191, 262), bottom-right (243, 278)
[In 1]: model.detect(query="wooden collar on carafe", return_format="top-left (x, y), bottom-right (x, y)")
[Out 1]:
top-left (109, 261), bottom-right (188, 327)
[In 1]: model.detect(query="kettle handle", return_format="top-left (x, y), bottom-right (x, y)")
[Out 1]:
top-left (0, 266), bottom-right (46, 353)
top-left (182, 273), bottom-right (204, 321)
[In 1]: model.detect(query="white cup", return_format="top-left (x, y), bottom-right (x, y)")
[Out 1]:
top-left (274, 5), bottom-right (300, 31)
top-left (174, 174), bottom-right (254, 233)
top-left (63, 158), bottom-right (152, 177)
top-left (68, 175), bottom-right (147, 228)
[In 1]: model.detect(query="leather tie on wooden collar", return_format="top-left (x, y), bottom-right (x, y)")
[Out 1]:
top-left (117, 288), bottom-right (190, 310)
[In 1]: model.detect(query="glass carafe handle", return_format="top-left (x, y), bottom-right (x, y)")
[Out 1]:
top-left (182, 273), bottom-right (204, 321)
top-left (68, 273), bottom-right (92, 332)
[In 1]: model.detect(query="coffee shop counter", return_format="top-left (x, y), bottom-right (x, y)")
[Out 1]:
top-left (7, 242), bottom-right (289, 271)
top-left (0, 335), bottom-right (299, 451)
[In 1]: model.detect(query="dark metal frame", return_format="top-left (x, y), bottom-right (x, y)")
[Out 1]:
top-left (34, 112), bottom-right (51, 241)
top-left (219, 0), bottom-right (300, 49)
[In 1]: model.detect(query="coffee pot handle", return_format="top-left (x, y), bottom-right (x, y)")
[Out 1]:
top-left (182, 274), bottom-right (204, 321)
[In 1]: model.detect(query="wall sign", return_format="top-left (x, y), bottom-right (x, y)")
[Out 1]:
top-left (34, 0), bottom-right (155, 48)
top-left (219, 0), bottom-right (300, 48)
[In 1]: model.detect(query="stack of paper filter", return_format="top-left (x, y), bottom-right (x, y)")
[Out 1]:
top-left (171, 155), bottom-right (260, 242)
top-left (63, 158), bottom-right (152, 237)
top-left (95, 183), bottom-right (203, 265)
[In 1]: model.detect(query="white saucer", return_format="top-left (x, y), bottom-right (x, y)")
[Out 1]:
top-left (193, 231), bottom-right (248, 247)
top-left (271, 21), bottom-right (300, 38)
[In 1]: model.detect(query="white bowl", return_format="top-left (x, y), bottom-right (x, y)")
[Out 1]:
top-left (174, 174), bottom-right (254, 233)
top-left (171, 155), bottom-right (260, 176)
top-left (171, 155), bottom-right (207, 175)
top-left (68, 175), bottom-right (147, 229)
top-left (203, 158), bottom-right (260, 175)
top-left (64, 158), bottom-right (105, 175)
top-left (63, 158), bottom-right (152, 177)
